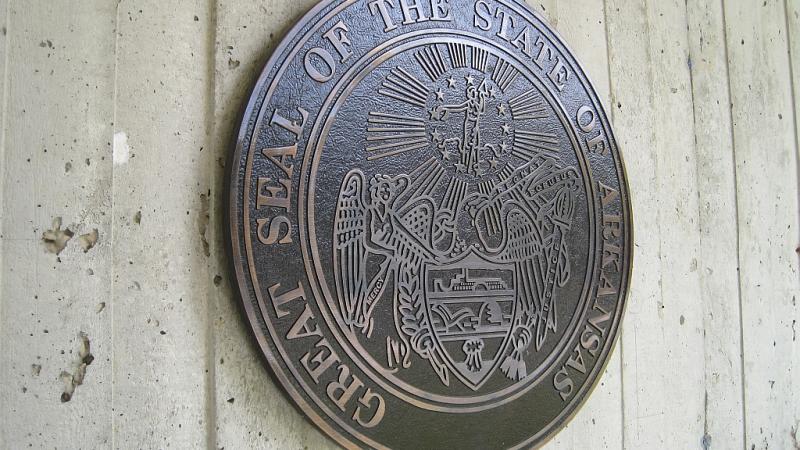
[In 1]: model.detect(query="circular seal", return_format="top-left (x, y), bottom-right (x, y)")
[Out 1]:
top-left (228, 1), bottom-right (632, 448)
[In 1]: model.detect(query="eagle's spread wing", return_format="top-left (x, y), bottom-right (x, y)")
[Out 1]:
top-left (504, 207), bottom-right (548, 319)
top-left (334, 170), bottom-right (370, 330)
top-left (397, 198), bottom-right (438, 262)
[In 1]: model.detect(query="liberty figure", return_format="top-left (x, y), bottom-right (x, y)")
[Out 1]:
top-left (439, 78), bottom-right (492, 173)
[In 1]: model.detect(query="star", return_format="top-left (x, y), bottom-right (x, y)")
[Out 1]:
top-left (465, 74), bottom-right (475, 85)
top-left (499, 142), bottom-right (508, 152)
top-left (489, 158), bottom-right (500, 169)
top-left (490, 87), bottom-right (499, 98)
top-left (447, 76), bottom-right (457, 88)
top-left (431, 129), bottom-right (442, 142)
top-left (442, 148), bottom-right (455, 161)
top-left (429, 107), bottom-right (440, 120)
top-left (435, 89), bottom-right (445, 101)
top-left (501, 123), bottom-right (511, 135)
top-left (497, 103), bottom-right (507, 116)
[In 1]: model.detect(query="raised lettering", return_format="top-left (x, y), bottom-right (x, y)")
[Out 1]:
top-left (588, 303), bottom-right (612, 335)
top-left (301, 338), bottom-right (340, 383)
top-left (353, 388), bottom-right (386, 428)
top-left (511, 26), bottom-right (534, 58)
top-left (257, 216), bottom-right (292, 245)
top-left (305, 47), bottom-right (336, 83)
top-left (534, 35), bottom-right (554, 69)
top-left (287, 304), bottom-right (323, 340)
top-left (602, 214), bottom-right (622, 240)
top-left (268, 282), bottom-right (306, 319)
top-left (430, 0), bottom-right (452, 21)
top-left (587, 133), bottom-right (608, 155)
top-left (261, 144), bottom-right (297, 179)
top-left (599, 182), bottom-right (619, 207)
top-left (597, 271), bottom-right (617, 297)
top-left (323, 21), bottom-right (353, 63)
top-left (602, 243), bottom-right (622, 272)
top-left (256, 177), bottom-right (291, 211)
top-left (399, 0), bottom-right (430, 24)
top-left (369, 0), bottom-right (398, 32)
top-left (327, 365), bottom-right (365, 411)
top-left (580, 325), bottom-right (602, 357)
top-left (577, 105), bottom-right (596, 132)
top-left (565, 344), bottom-right (587, 374)
top-left (270, 107), bottom-right (308, 138)
top-left (548, 57), bottom-right (570, 91)
top-left (553, 366), bottom-right (574, 401)
top-left (473, 0), bottom-right (492, 31)
top-left (495, 8), bottom-right (516, 41)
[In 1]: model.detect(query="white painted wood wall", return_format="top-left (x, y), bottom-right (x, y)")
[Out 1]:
top-left (0, 0), bottom-right (797, 448)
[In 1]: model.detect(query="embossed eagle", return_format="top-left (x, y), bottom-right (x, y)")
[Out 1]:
top-left (464, 158), bottom-right (579, 380)
top-left (334, 169), bottom-right (455, 384)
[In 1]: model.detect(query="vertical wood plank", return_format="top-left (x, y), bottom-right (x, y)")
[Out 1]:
top-left (0, 12), bottom-right (8, 447)
top-left (724, 1), bottom-right (800, 448)
top-left (528, 1), bottom-right (624, 447)
top-left (685, 1), bottom-right (746, 448)
top-left (0, 1), bottom-right (116, 448)
top-left (790, 0), bottom-right (800, 163)
top-left (111, 0), bottom-right (215, 447)
top-left (606, 0), bottom-right (707, 447)
top-left (0, 1), bottom-right (6, 337)
top-left (210, 1), bottom-right (336, 448)
top-left (786, 1), bottom-right (800, 445)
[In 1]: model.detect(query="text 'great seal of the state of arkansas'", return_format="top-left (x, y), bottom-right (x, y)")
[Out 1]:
top-left (228, 1), bottom-right (632, 448)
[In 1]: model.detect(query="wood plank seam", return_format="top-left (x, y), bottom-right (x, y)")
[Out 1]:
top-left (783, 0), bottom-right (800, 271)
top-left (723, 1), bottom-right (799, 447)
top-left (683, 5), bottom-right (713, 447)
top-left (685, 0), bottom-right (746, 447)
top-left (719, 2), bottom-right (750, 446)
top-left (0, 0), bottom-right (9, 444)
top-left (204, 0), bottom-right (220, 448)
top-left (600, 2), bottom-right (627, 448)
top-left (109, 1), bottom-right (122, 448)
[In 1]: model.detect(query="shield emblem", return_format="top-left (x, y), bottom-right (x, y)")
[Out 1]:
top-left (423, 251), bottom-right (517, 391)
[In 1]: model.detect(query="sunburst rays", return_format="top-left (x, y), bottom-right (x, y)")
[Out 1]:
top-left (447, 42), bottom-right (468, 69)
top-left (508, 89), bottom-right (548, 120)
top-left (471, 47), bottom-right (490, 72)
top-left (492, 57), bottom-right (519, 92)
top-left (366, 112), bottom-right (428, 161)
top-left (380, 67), bottom-right (429, 108)
top-left (511, 130), bottom-right (560, 160)
top-left (415, 45), bottom-right (448, 81)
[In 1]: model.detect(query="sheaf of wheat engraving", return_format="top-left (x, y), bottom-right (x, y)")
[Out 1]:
top-left (332, 42), bottom-right (580, 393)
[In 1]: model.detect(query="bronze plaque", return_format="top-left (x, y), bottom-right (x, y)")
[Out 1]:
top-left (228, 0), bottom-right (632, 448)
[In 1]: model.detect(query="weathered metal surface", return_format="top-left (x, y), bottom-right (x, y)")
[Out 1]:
top-left (228, 1), bottom-right (631, 448)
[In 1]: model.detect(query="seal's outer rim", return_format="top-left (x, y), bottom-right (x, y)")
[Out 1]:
top-left (226, 1), bottom-right (634, 448)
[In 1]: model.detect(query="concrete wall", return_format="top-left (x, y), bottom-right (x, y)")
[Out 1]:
top-left (0, 0), bottom-right (797, 448)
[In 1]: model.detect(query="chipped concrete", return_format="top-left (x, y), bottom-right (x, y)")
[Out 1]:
top-left (78, 229), bottom-right (99, 253)
top-left (41, 217), bottom-right (73, 255)
top-left (112, 131), bottom-right (129, 165)
top-left (59, 332), bottom-right (94, 403)
top-left (198, 193), bottom-right (210, 257)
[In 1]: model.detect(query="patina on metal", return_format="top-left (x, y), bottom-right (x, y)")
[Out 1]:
top-left (228, 0), bottom-right (632, 448)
